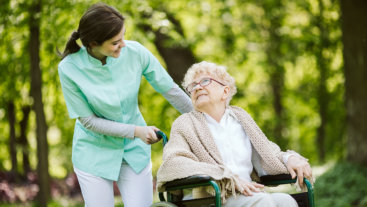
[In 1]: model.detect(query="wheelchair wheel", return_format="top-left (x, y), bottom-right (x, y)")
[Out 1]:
top-left (150, 201), bottom-right (178, 207)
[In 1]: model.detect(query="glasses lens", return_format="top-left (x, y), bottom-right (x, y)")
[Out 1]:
top-left (201, 78), bottom-right (211, 86)
top-left (187, 83), bottom-right (195, 92)
top-left (187, 78), bottom-right (213, 94)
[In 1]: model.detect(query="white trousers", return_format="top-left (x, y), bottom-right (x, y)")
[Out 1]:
top-left (224, 192), bottom-right (298, 207)
top-left (74, 161), bottom-right (153, 207)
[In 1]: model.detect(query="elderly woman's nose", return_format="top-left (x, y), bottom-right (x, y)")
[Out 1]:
top-left (193, 84), bottom-right (203, 92)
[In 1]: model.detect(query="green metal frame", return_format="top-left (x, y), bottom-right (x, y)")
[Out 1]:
top-left (157, 131), bottom-right (168, 145)
top-left (261, 177), bottom-right (315, 207)
top-left (157, 131), bottom-right (315, 207)
top-left (163, 180), bottom-right (221, 207)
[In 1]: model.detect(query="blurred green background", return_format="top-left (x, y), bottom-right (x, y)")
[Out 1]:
top-left (0, 0), bottom-right (366, 206)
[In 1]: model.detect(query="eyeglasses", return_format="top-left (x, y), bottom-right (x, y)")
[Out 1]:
top-left (185, 77), bottom-right (225, 95)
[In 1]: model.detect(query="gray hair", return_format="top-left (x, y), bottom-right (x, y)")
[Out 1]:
top-left (182, 61), bottom-right (237, 105)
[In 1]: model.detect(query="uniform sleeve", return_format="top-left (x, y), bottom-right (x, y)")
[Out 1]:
top-left (138, 43), bottom-right (174, 94)
top-left (162, 83), bottom-right (193, 113)
top-left (79, 115), bottom-right (135, 138)
top-left (58, 64), bottom-right (94, 119)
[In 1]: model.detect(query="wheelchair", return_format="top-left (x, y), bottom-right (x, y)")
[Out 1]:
top-left (152, 131), bottom-right (315, 207)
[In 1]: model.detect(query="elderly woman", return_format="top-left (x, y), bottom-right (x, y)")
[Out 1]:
top-left (157, 61), bottom-right (313, 207)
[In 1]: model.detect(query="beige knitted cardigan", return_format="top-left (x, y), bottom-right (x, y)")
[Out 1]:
top-left (157, 106), bottom-right (305, 198)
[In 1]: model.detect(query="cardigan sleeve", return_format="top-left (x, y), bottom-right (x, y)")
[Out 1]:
top-left (229, 106), bottom-right (290, 174)
top-left (157, 117), bottom-right (223, 190)
top-left (156, 115), bottom-right (245, 196)
top-left (231, 106), bottom-right (308, 171)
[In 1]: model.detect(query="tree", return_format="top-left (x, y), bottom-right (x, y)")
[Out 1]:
top-left (29, 0), bottom-right (50, 205)
top-left (136, 4), bottom-right (196, 84)
top-left (314, 0), bottom-right (329, 163)
top-left (0, 0), bottom-right (33, 178)
top-left (19, 106), bottom-right (32, 174)
top-left (151, 10), bottom-right (197, 84)
top-left (7, 102), bottom-right (17, 176)
top-left (341, 0), bottom-right (367, 165)
top-left (260, 0), bottom-right (288, 148)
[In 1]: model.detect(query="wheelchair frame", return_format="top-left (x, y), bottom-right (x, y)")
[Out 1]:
top-left (154, 131), bottom-right (315, 207)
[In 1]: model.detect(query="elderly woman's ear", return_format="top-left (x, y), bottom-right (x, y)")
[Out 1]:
top-left (222, 86), bottom-right (230, 101)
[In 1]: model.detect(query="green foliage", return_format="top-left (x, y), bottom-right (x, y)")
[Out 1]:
top-left (315, 162), bottom-right (367, 207)
top-left (0, 0), bottom-right (345, 181)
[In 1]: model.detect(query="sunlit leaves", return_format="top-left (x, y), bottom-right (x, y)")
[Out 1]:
top-left (0, 0), bottom-right (344, 177)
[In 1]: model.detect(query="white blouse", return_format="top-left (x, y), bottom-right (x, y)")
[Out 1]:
top-left (204, 109), bottom-right (291, 182)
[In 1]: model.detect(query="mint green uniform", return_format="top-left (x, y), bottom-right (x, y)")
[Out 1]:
top-left (58, 41), bottom-right (173, 181)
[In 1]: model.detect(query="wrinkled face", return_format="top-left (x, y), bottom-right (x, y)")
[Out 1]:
top-left (90, 25), bottom-right (126, 60)
top-left (189, 73), bottom-right (229, 111)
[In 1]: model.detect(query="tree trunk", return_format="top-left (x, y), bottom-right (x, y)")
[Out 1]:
top-left (7, 101), bottom-right (18, 175)
top-left (29, 0), bottom-right (50, 205)
top-left (19, 105), bottom-right (31, 175)
top-left (315, 0), bottom-right (329, 163)
top-left (263, 0), bottom-right (287, 149)
top-left (269, 66), bottom-right (286, 148)
top-left (341, 0), bottom-right (367, 165)
top-left (139, 11), bottom-right (196, 84)
top-left (153, 31), bottom-right (197, 84)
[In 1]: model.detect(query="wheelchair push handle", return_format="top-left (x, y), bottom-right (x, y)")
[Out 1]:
top-left (155, 130), bottom-right (168, 146)
top-left (156, 130), bottom-right (163, 139)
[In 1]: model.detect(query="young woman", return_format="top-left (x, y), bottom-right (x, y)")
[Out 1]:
top-left (58, 3), bottom-right (192, 207)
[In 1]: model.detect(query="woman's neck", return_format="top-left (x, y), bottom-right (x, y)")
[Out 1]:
top-left (200, 105), bottom-right (226, 123)
top-left (87, 48), bottom-right (107, 65)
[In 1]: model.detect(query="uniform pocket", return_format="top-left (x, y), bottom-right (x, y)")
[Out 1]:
top-left (99, 136), bottom-right (124, 150)
top-left (75, 123), bottom-right (102, 146)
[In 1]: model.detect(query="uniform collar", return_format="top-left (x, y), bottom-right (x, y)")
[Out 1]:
top-left (81, 46), bottom-right (115, 67)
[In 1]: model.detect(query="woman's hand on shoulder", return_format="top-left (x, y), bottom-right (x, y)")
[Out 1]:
top-left (134, 126), bottom-right (160, 145)
top-left (286, 155), bottom-right (312, 187)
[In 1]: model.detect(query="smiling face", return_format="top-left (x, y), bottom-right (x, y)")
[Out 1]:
top-left (190, 73), bottom-right (230, 113)
top-left (89, 25), bottom-right (126, 60)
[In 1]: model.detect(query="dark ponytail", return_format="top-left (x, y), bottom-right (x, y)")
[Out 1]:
top-left (59, 3), bottom-right (125, 60)
top-left (59, 31), bottom-right (81, 59)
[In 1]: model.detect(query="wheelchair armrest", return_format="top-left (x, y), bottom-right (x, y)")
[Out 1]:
top-left (260, 174), bottom-right (315, 207)
top-left (161, 175), bottom-right (222, 206)
top-left (164, 175), bottom-right (213, 189)
top-left (260, 174), bottom-right (296, 185)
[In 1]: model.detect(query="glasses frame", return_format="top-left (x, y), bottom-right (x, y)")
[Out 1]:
top-left (185, 77), bottom-right (225, 95)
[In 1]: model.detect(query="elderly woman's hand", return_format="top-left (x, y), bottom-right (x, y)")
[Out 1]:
top-left (240, 180), bottom-right (264, 196)
top-left (286, 155), bottom-right (312, 187)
